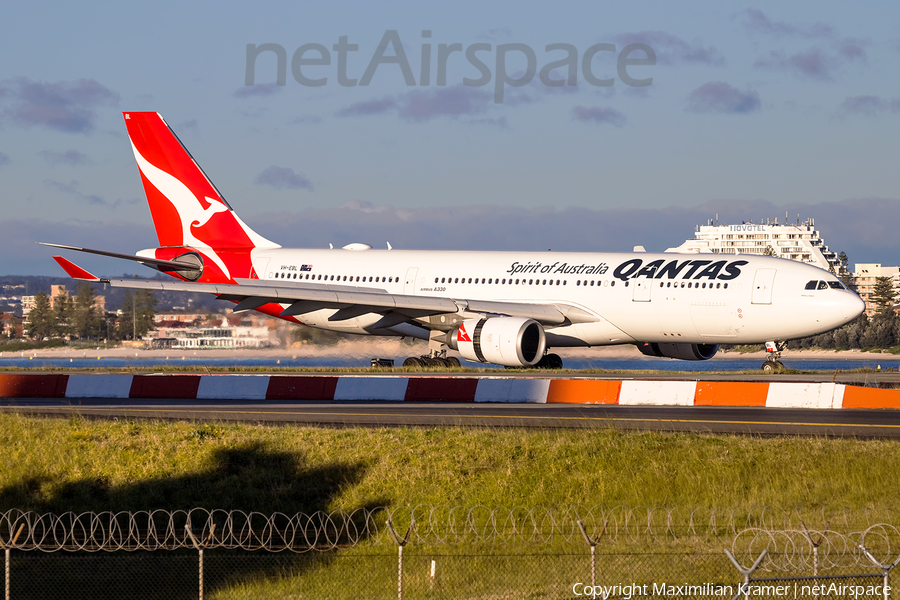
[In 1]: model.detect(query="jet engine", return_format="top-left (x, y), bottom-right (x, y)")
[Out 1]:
top-left (447, 317), bottom-right (547, 367)
top-left (638, 342), bottom-right (718, 361)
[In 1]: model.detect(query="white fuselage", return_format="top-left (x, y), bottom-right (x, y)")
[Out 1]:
top-left (247, 247), bottom-right (865, 347)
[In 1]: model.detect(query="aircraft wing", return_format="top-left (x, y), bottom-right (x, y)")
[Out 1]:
top-left (52, 257), bottom-right (597, 326)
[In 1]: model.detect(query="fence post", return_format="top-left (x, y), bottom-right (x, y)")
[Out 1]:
top-left (724, 549), bottom-right (767, 600)
top-left (799, 518), bottom-right (828, 600)
top-left (1, 524), bottom-right (23, 600)
top-left (577, 519), bottom-right (608, 592)
top-left (186, 524), bottom-right (216, 600)
top-left (386, 518), bottom-right (415, 600)
top-left (858, 544), bottom-right (900, 600)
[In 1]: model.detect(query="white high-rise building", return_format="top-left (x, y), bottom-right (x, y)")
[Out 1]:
top-left (666, 217), bottom-right (838, 271)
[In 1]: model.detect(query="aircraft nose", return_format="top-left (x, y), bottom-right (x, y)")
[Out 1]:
top-left (841, 292), bottom-right (866, 320)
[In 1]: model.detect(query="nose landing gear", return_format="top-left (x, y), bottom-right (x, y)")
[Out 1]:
top-left (762, 341), bottom-right (786, 373)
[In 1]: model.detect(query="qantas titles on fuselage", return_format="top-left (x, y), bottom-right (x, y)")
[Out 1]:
top-left (505, 258), bottom-right (747, 281)
top-left (273, 258), bottom-right (748, 283)
top-left (497, 258), bottom-right (747, 281)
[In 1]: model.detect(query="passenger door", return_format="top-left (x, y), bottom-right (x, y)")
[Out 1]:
top-left (632, 278), bottom-right (652, 302)
top-left (404, 267), bottom-right (419, 294)
top-left (751, 269), bottom-right (776, 304)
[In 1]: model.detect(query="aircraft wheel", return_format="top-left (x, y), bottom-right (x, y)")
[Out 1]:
top-left (445, 356), bottom-right (461, 368)
top-left (761, 361), bottom-right (780, 373)
top-left (403, 357), bottom-right (423, 367)
top-left (534, 354), bottom-right (563, 369)
top-left (545, 354), bottom-right (563, 369)
top-left (774, 360), bottom-right (785, 370)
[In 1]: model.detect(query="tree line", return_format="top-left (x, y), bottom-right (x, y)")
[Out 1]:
top-left (18, 283), bottom-right (156, 342)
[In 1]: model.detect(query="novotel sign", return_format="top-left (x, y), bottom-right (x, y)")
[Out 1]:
top-left (728, 225), bottom-right (767, 232)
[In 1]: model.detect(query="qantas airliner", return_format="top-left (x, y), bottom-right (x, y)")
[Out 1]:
top-left (45, 112), bottom-right (865, 371)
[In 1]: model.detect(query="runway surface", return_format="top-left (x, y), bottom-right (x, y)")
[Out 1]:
top-left (2, 399), bottom-right (900, 437)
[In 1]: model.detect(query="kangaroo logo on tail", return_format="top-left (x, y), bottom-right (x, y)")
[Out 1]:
top-left (124, 112), bottom-right (279, 281)
top-left (130, 141), bottom-right (232, 276)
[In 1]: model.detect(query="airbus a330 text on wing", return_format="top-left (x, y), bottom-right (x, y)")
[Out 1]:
top-left (45, 112), bottom-right (865, 370)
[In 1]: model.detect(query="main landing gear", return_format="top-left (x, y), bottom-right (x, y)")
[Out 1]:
top-left (504, 353), bottom-right (564, 369)
top-left (761, 341), bottom-right (786, 373)
top-left (535, 353), bottom-right (564, 369)
top-left (403, 349), bottom-right (462, 368)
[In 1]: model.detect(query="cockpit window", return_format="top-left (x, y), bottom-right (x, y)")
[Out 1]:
top-left (807, 279), bottom-right (848, 291)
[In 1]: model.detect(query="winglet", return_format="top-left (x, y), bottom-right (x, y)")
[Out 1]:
top-left (53, 256), bottom-right (103, 281)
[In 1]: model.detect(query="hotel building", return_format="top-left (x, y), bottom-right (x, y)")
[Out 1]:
top-left (666, 217), bottom-right (838, 271)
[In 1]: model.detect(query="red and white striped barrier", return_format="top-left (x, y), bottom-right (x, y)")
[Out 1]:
top-left (0, 374), bottom-right (898, 409)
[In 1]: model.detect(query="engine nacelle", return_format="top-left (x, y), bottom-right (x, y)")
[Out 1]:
top-left (168, 251), bottom-right (204, 281)
top-left (447, 317), bottom-right (547, 367)
top-left (638, 342), bottom-right (718, 361)
top-left (136, 248), bottom-right (204, 281)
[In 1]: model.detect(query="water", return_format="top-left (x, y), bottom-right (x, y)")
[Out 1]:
top-left (0, 354), bottom-right (896, 372)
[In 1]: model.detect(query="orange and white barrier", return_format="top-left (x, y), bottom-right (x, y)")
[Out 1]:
top-left (0, 374), bottom-right (899, 409)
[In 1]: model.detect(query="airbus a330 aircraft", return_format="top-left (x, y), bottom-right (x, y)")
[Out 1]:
top-left (46, 112), bottom-right (865, 371)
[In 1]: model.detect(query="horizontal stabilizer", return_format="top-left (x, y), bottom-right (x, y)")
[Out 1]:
top-left (52, 256), bottom-right (102, 282)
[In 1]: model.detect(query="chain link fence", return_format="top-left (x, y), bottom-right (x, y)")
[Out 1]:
top-left (1, 506), bottom-right (898, 599)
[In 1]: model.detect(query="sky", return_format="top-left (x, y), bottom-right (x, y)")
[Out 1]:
top-left (1, 1), bottom-right (899, 276)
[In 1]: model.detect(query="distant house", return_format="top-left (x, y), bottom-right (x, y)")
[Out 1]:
top-left (153, 312), bottom-right (205, 325)
top-left (148, 325), bottom-right (273, 349)
top-left (0, 313), bottom-right (22, 338)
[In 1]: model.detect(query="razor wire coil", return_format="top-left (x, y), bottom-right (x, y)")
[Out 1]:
top-left (0, 505), bottom-right (898, 555)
